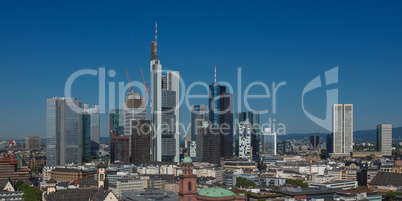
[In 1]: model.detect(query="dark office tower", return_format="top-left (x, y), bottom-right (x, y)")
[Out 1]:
top-left (208, 67), bottom-right (233, 159)
top-left (248, 111), bottom-right (260, 159)
top-left (220, 92), bottom-right (233, 159)
top-left (201, 127), bottom-right (222, 164)
top-left (190, 105), bottom-right (208, 141)
top-left (110, 109), bottom-right (124, 136)
top-left (209, 83), bottom-right (227, 127)
top-left (110, 136), bottom-right (130, 163)
top-left (326, 133), bottom-right (334, 158)
top-left (277, 141), bottom-right (293, 155)
top-left (82, 104), bottom-right (100, 157)
top-left (309, 135), bottom-right (320, 150)
top-left (82, 112), bottom-right (91, 162)
top-left (131, 119), bottom-right (151, 165)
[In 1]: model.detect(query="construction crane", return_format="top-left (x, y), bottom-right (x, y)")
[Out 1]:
top-left (106, 117), bottom-right (116, 137)
top-left (140, 66), bottom-right (149, 105)
top-left (126, 69), bottom-right (133, 93)
top-left (9, 139), bottom-right (15, 159)
top-left (300, 155), bottom-right (322, 175)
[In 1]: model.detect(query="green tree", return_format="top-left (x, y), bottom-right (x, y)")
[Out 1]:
top-left (320, 149), bottom-right (327, 159)
top-left (236, 177), bottom-right (256, 188)
top-left (15, 180), bottom-right (24, 190)
top-left (22, 186), bottom-right (42, 201)
top-left (350, 186), bottom-right (368, 190)
top-left (17, 184), bottom-right (30, 191)
top-left (385, 191), bottom-right (396, 201)
top-left (285, 179), bottom-right (309, 188)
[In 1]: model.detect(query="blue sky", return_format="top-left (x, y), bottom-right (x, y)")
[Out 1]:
top-left (1, 1), bottom-right (402, 139)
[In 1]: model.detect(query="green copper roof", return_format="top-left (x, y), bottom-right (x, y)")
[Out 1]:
top-left (197, 186), bottom-right (236, 197)
top-left (183, 156), bottom-right (192, 163)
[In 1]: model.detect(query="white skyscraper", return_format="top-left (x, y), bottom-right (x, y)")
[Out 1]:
top-left (332, 104), bottom-right (353, 154)
top-left (150, 22), bottom-right (180, 162)
top-left (238, 121), bottom-right (252, 158)
top-left (377, 124), bottom-right (392, 156)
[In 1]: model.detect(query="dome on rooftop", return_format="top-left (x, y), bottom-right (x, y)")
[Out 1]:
top-left (183, 156), bottom-right (192, 163)
top-left (197, 186), bottom-right (236, 198)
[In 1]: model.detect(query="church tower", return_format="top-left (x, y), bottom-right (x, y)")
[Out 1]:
top-left (97, 162), bottom-right (107, 189)
top-left (179, 157), bottom-right (197, 201)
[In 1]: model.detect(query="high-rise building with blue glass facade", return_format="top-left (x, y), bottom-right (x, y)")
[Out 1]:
top-left (46, 97), bottom-right (82, 165)
top-left (110, 109), bottom-right (124, 136)
top-left (82, 112), bottom-right (91, 162)
top-left (190, 105), bottom-right (208, 141)
top-left (208, 83), bottom-right (233, 159)
top-left (82, 104), bottom-right (100, 161)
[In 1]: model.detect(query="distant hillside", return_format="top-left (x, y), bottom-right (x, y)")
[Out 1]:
top-left (4, 127), bottom-right (402, 145)
top-left (280, 126), bottom-right (402, 144)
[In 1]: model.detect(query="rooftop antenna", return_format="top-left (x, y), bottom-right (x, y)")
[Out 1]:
top-left (214, 66), bottom-right (217, 83)
top-left (155, 21), bottom-right (157, 58)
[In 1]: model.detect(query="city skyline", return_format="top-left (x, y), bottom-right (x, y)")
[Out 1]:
top-left (2, 1), bottom-right (402, 138)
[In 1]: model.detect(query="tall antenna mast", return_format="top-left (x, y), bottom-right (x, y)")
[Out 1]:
top-left (155, 21), bottom-right (157, 58)
top-left (214, 66), bottom-right (217, 83)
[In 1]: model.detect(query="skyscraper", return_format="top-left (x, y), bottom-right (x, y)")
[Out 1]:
top-left (377, 124), bottom-right (392, 156)
top-left (25, 136), bottom-right (40, 150)
top-left (326, 133), bottom-right (334, 158)
top-left (46, 97), bottom-right (82, 165)
top-left (124, 92), bottom-right (146, 136)
top-left (131, 119), bottom-right (151, 165)
top-left (332, 104), bottom-right (353, 154)
top-left (277, 141), bottom-right (293, 155)
top-left (261, 128), bottom-right (276, 156)
top-left (110, 136), bottom-right (130, 163)
top-left (190, 105), bottom-right (208, 141)
top-left (150, 22), bottom-right (181, 162)
top-left (201, 127), bottom-right (222, 164)
top-left (196, 121), bottom-right (209, 158)
top-left (82, 110), bottom-right (91, 162)
top-left (82, 104), bottom-right (100, 161)
top-left (109, 109), bottom-right (124, 136)
top-left (309, 135), bottom-right (320, 150)
top-left (236, 111), bottom-right (260, 158)
top-left (249, 111), bottom-right (260, 158)
top-left (208, 68), bottom-right (233, 159)
top-left (238, 121), bottom-right (251, 158)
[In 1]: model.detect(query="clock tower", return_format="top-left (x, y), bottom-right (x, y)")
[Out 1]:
top-left (179, 157), bottom-right (197, 201)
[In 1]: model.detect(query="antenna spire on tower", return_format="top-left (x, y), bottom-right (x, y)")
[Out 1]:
top-left (155, 21), bottom-right (157, 43)
top-left (215, 66), bottom-right (217, 83)
top-left (154, 21), bottom-right (157, 58)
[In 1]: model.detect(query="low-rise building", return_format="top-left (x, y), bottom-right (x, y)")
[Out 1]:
top-left (51, 168), bottom-right (97, 182)
top-left (334, 189), bottom-right (382, 201)
top-left (309, 180), bottom-right (358, 190)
